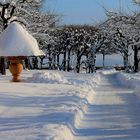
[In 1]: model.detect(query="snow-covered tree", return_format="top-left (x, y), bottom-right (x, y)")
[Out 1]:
top-left (48, 25), bottom-right (112, 73)
top-left (99, 10), bottom-right (140, 72)
top-left (133, 0), bottom-right (140, 4)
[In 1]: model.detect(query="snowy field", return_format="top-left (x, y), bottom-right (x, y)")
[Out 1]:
top-left (0, 69), bottom-right (140, 140)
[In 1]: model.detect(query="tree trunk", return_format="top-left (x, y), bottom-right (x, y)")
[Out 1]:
top-left (25, 57), bottom-right (30, 69)
top-left (134, 46), bottom-right (139, 72)
top-left (86, 55), bottom-right (89, 73)
top-left (90, 55), bottom-right (96, 73)
top-left (103, 53), bottom-right (105, 68)
top-left (76, 57), bottom-right (81, 73)
top-left (67, 50), bottom-right (71, 71)
top-left (123, 52), bottom-right (129, 71)
top-left (48, 45), bottom-right (52, 69)
top-left (39, 56), bottom-right (45, 69)
top-left (0, 57), bottom-right (6, 75)
top-left (76, 50), bottom-right (81, 73)
top-left (52, 53), bottom-right (56, 69)
top-left (57, 54), bottom-right (60, 70)
top-left (89, 49), bottom-right (96, 73)
top-left (63, 51), bottom-right (67, 71)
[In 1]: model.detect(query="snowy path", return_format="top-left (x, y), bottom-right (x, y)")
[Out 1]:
top-left (75, 73), bottom-right (140, 140)
top-left (0, 70), bottom-right (140, 140)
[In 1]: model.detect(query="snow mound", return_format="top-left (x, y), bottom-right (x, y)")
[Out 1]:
top-left (90, 68), bottom-right (117, 85)
top-left (0, 22), bottom-right (44, 56)
top-left (98, 68), bottom-right (117, 74)
top-left (27, 71), bottom-right (70, 84)
top-left (90, 72), bottom-right (102, 84)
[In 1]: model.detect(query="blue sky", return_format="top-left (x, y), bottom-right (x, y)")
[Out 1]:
top-left (43, 0), bottom-right (139, 25)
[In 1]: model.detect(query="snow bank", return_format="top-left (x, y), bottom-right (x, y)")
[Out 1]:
top-left (98, 68), bottom-right (117, 74)
top-left (43, 124), bottom-right (74, 140)
top-left (90, 72), bottom-right (102, 84)
top-left (26, 71), bottom-right (95, 103)
top-left (27, 71), bottom-right (70, 84)
top-left (98, 69), bottom-right (140, 90)
top-left (116, 72), bottom-right (140, 99)
top-left (25, 70), bottom-right (96, 135)
top-left (116, 72), bottom-right (140, 88)
top-left (90, 68), bottom-right (117, 84)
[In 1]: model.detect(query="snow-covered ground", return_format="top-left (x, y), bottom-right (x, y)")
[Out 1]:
top-left (0, 69), bottom-right (140, 140)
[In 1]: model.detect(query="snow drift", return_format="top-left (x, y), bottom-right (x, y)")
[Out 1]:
top-left (27, 71), bottom-right (70, 84)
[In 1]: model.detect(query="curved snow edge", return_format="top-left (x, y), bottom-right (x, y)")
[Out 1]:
top-left (116, 72), bottom-right (140, 88)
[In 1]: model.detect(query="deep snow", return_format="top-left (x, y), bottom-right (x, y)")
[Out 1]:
top-left (0, 69), bottom-right (140, 140)
top-left (0, 22), bottom-right (44, 56)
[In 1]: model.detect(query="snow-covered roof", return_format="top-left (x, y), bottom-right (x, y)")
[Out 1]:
top-left (0, 22), bottom-right (45, 56)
